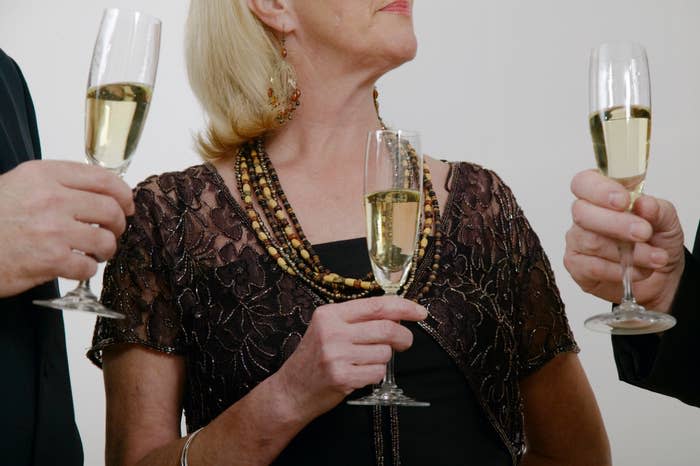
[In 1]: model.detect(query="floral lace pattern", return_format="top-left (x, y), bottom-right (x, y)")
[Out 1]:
top-left (89, 162), bottom-right (577, 464)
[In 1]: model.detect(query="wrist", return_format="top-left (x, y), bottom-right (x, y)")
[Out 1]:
top-left (261, 371), bottom-right (314, 429)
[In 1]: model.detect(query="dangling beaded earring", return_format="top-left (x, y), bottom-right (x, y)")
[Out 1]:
top-left (268, 31), bottom-right (301, 125)
top-left (373, 86), bottom-right (388, 130)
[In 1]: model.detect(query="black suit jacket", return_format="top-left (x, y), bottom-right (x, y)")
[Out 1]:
top-left (612, 223), bottom-right (700, 407)
top-left (0, 49), bottom-right (83, 465)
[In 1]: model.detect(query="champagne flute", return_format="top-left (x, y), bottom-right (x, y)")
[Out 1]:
top-left (34, 9), bottom-right (161, 318)
top-left (585, 41), bottom-right (676, 334)
top-left (348, 129), bottom-right (429, 407)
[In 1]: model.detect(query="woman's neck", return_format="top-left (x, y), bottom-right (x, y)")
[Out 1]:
top-left (264, 70), bottom-right (383, 172)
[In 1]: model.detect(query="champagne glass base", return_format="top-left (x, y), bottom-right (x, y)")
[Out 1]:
top-left (347, 385), bottom-right (430, 407)
top-left (33, 287), bottom-right (124, 319)
top-left (584, 302), bottom-right (676, 335)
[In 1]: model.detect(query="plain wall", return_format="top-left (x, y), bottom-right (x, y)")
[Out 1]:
top-left (2, 1), bottom-right (700, 464)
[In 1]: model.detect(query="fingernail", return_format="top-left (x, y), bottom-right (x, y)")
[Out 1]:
top-left (609, 192), bottom-right (628, 209)
top-left (629, 222), bottom-right (650, 241)
top-left (650, 251), bottom-right (667, 267)
top-left (415, 305), bottom-right (428, 318)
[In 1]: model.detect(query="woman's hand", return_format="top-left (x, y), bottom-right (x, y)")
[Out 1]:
top-left (274, 295), bottom-right (428, 421)
top-left (564, 169), bottom-right (685, 312)
top-left (102, 297), bottom-right (426, 466)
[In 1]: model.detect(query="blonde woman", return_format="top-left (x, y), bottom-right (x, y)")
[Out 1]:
top-left (89, 1), bottom-right (611, 465)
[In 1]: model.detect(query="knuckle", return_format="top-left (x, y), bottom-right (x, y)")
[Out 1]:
top-left (32, 189), bottom-right (63, 211)
top-left (105, 198), bottom-right (125, 224)
top-left (78, 256), bottom-right (98, 280)
top-left (562, 253), bottom-right (575, 274)
top-left (93, 167), bottom-right (116, 187)
top-left (400, 327), bottom-right (414, 347)
top-left (580, 232), bottom-right (602, 254)
top-left (365, 297), bottom-right (383, 314)
top-left (379, 345), bottom-right (392, 362)
top-left (96, 230), bottom-right (118, 260)
top-left (378, 320), bottom-right (395, 340)
top-left (585, 260), bottom-right (607, 283)
top-left (17, 160), bottom-right (42, 178)
top-left (319, 345), bottom-right (338, 367)
top-left (571, 200), bottom-right (584, 224)
top-left (44, 246), bottom-right (68, 275)
top-left (371, 366), bottom-right (386, 384)
top-left (326, 365), bottom-right (346, 387)
top-left (313, 305), bottom-right (330, 321)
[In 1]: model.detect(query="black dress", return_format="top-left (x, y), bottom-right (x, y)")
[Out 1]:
top-left (0, 49), bottom-right (83, 465)
top-left (272, 238), bottom-right (511, 465)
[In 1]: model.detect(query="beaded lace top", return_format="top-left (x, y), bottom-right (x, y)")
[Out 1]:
top-left (89, 161), bottom-right (577, 464)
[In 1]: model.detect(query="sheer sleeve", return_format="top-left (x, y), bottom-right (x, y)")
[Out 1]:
top-left (491, 172), bottom-right (579, 376)
top-left (88, 178), bottom-right (183, 367)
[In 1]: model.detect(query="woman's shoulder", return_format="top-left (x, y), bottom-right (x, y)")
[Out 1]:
top-left (133, 163), bottom-right (212, 195)
top-left (442, 160), bottom-right (517, 212)
top-left (448, 160), bottom-right (508, 189)
top-left (129, 163), bottom-right (225, 219)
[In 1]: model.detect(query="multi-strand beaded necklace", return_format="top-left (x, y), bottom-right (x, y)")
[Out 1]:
top-left (235, 137), bottom-right (443, 303)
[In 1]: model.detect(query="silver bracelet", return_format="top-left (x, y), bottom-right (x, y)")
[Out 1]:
top-left (180, 427), bottom-right (204, 466)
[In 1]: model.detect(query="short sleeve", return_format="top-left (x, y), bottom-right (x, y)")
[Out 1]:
top-left (491, 174), bottom-right (579, 376)
top-left (87, 179), bottom-right (184, 367)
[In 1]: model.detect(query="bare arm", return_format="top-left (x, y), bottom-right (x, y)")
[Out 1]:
top-left (103, 346), bottom-right (308, 466)
top-left (103, 296), bottom-right (428, 466)
top-left (520, 353), bottom-right (611, 466)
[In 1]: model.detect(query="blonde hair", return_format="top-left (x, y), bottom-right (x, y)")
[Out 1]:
top-left (185, 0), bottom-right (297, 161)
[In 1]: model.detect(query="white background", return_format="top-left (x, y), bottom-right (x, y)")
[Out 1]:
top-left (2, 1), bottom-right (700, 465)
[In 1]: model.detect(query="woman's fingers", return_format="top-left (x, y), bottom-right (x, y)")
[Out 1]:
top-left (349, 344), bottom-right (393, 365)
top-left (337, 295), bottom-right (427, 324)
top-left (346, 364), bottom-right (388, 389)
top-left (349, 320), bottom-right (414, 351)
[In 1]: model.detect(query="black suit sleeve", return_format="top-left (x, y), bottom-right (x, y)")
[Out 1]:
top-left (612, 222), bottom-right (700, 407)
top-left (13, 57), bottom-right (41, 158)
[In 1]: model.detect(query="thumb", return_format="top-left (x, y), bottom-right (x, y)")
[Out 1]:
top-left (634, 196), bottom-right (683, 238)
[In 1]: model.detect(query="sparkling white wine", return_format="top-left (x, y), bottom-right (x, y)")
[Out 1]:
top-left (590, 105), bottom-right (651, 201)
top-left (85, 82), bottom-right (152, 174)
top-left (365, 189), bottom-right (421, 292)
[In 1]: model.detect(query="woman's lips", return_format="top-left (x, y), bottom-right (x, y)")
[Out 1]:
top-left (380, 0), bottom-right (411, 16)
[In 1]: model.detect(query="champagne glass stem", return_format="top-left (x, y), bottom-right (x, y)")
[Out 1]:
top-left (382, 352), bottom-right (397, 388)
top-left (619, 241), bottom-right (636, 305)
top-left (382, 290), bottom-right (399, 389)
